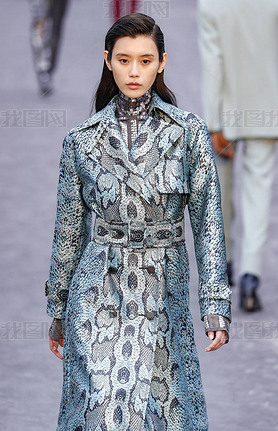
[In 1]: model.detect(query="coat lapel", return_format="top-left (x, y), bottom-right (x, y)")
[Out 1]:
top-left (85, 124), bottom-right (157, 206)
top-left (129, 115), bottom-right (184, 177)
top-left (81, 92), bottom-right (185, 205)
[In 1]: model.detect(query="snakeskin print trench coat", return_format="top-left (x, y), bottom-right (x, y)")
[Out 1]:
top-left (45, 91), bottom-right (231, 430)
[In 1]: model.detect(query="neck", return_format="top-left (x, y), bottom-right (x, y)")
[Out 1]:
top-left (115, 88), bottom-right (152, 120)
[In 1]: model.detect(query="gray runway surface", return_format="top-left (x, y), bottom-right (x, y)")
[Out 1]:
top-left (1, 1), bottom-right (278, 430)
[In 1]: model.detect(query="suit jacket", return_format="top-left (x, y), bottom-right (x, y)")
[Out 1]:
top-left (198, 0), bottom-right (278, 140)
top-left (45, 92), bottom-right (231, 429)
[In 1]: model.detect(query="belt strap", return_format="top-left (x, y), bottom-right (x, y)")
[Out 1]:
top-left (93, 216), bottom-right (185, 249)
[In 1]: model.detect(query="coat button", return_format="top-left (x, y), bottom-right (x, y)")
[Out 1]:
top-left (146, 266), bottom-right (155, 274)
top-left (108, 266), bottom-right (117, 274)
top-left (145, 311), bottom-right (155, 321)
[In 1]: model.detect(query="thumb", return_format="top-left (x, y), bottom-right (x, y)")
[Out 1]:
top-left (208, 331), bottom-right (215, 340)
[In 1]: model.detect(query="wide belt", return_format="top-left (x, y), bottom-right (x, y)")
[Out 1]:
top-left (93, 216), bottom-right (185, 249)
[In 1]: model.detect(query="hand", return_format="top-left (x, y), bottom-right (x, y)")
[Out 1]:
top-left (205, 330), bottom-right (227, 352)
top-left (211, 132), bottom-right (234, 159)
top-left (49, 333), bottom-right (64, 360)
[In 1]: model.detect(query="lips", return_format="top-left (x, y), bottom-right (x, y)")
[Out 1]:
top-left (127, 83), bottom-right (141, 88)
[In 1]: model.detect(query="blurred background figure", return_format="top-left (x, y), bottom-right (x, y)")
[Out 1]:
top-left (29, 0), bottom-right (69, 95)
top-left (198, 0), bottom-right (278, 312)
top-left (112, 0), bottom-right (138, 21)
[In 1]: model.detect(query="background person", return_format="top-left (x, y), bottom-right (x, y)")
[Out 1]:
top-left (112, 0), bottom-right (138, 21)
top-left (198, 0), bottom-right (278, 311)
top-left (29, 0), bottom-right (69, 95)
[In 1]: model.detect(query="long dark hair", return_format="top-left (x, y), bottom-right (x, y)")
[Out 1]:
top-left (90, 13), bottom-right (177, 114)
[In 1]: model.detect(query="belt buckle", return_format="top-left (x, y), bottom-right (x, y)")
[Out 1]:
top-left (154, 219), bottom-right (174, 248)
top-left (128, 220), bottom-right (146, 249)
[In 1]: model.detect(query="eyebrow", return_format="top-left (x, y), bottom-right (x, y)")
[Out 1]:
top-left (115, 53), bottom-right (155, 57)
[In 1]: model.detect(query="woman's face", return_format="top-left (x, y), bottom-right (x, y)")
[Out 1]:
top-left (104, 35), bottom-right (167, 98)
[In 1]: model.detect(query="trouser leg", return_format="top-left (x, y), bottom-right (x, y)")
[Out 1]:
top-left (29, 0), bottom-right (48, 17)
top-left (29, 0), bottom-right (52, 74)
top-left (215, 152), bottom-right (234, 263)
top-left (240, 138), bottom-right (276, 277)
top-left (48, 0), bottom-right (69, 74)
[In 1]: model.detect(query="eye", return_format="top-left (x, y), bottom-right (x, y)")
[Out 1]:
top-left (142, 59), bottom-right (151, 64)
top-left (119, 58), bottom-right (128, 64)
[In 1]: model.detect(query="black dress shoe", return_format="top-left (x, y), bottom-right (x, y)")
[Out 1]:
top-left (239, 274), bottom-right (262, 312)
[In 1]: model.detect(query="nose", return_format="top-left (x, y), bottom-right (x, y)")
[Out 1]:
top-left (129, 61), bottom-right (140, 77)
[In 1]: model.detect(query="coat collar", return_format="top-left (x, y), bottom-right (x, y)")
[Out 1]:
top-left (69, 91), bottom-right (188, 134)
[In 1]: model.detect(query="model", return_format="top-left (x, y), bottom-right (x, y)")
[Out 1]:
top-left (45, 13), bottom-right (231, 430)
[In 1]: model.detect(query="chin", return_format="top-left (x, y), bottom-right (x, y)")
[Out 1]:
top-left (122, 87), bottom-right (146, 98)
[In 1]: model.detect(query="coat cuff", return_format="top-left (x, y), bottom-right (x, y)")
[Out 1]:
top-left (203, 314), bottom-right (230, 343)
top-left (200, 298), bottom-right (231, 322)
top-left (209, 129), bottom-right (222, 134)
top-left (48, 318), bottom-right (65, 341)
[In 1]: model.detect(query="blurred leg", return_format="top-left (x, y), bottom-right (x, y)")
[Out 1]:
top-left (240, 138), bottom-right (276, 277)
top-left (29, 0), bottom-right (68, 94)
top-left (29, 0), bottom-right (53, 94)
top-left (48, 0), bottom-right (69, 74)
top-left (29, 0), bottom-right (48, 20)
top-left (29, 0), bottom-right (51, 73)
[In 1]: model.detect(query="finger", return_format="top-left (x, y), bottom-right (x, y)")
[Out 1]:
top-left (205, 332), bottom-right (226, 352)
top-left (51, 343), bottom-right (63, 359)
top-left (205, 339), bottom-right (219, 352)
top-left (207, 331), bottom-right (215, 341)
top-left (222, 137), bottom-right (231, 145)
top-left (205, 338), bottom-right (223, 352)
top-left (209, 334), bottom-right (226, 351)
top-left (59, 333), bottom-right (64, 347)
top-left (214, 143), bottom-right (230, 158)
top-left (49, 336), bottom-right (63, 359)
top-left (228, 146), bottom-right (235, 158)
top-left (212, 331), bottom-right (226, 348)
top-left (226, 144), bottom-right (234, 159)
top-left (221, 145), bottom-right (232, 158)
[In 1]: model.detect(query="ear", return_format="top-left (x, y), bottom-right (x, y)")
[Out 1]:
top-left (158, 52), bottom-right (167, 73)
top-left (104, 50), bottom-right (112, 71)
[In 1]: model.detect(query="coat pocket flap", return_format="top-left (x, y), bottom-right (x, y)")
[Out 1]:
top-left (155, 178), bottom-right (189, 194)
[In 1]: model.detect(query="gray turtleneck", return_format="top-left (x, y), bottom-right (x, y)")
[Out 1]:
top-left (115, 88), bottom-right (152, 150)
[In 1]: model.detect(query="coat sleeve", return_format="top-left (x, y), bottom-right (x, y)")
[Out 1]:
top-left (198, 0), bottom-right (223, 132)
top-left (187, 118), bottom-right (231, 322)
top-left (45, 133), bottom-right (92, 319)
